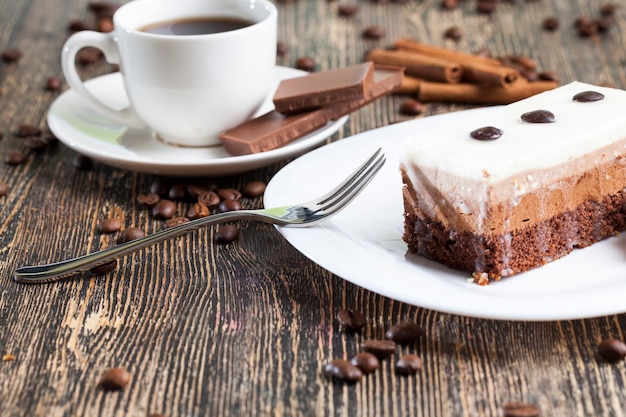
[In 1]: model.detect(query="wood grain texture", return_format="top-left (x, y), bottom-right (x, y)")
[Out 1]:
top-left (1, 0), bottom-right (626, 416)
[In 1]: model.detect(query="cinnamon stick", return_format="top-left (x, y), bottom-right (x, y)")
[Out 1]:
top-left (460, 60), bottom-right (520, 87)
top-left (393, 38), bottom-right (502, 68)
top-left (366, 48), bottom-right (462, 84)
top-left (397, 75), bottom-right (422, 94)
top-left (417, 80), bottom-right (559, 105)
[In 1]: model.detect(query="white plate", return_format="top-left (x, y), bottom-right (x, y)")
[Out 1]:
top-left (264, 108), bottom-right (626, 321)
top-left (47, 67), bottom-right (348, 176)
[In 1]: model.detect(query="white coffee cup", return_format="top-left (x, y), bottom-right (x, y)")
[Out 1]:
top-left (62, 0), bottom-right (277, 147)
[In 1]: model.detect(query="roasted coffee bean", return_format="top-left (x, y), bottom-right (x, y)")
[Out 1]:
top-left (77, 46), bottom-right (103, 65)
top-left (152, 200), bottom-right (178, 219)
top-left (40, 132), bottom-right (58, 146)
top-left (198, 191), bottom-right (221, 208)
top-left (4, 151), bottom-right (26, 166)
top-left (296, 56), bottom-right (316, 72)
top-left (542, 16), bottom-right (560, 31)
top-left (598, 338), bottom-right (626, 362)
top-left (150, 179), bottom-right (170, 196)
top-left (600, 3), bottom-right (616, 16)
top-left (385, 322), bottom-right (423, 345)
top-left (573, 90), bottom-right (604, 102)
top-left (576, 16), bottom-right (598, 37)
top-left (187, 184), bottom-right (209, 199)
top-left (0, 181), bottom-right (8, 197)
top-left (443, 26), bottom-right (462, 42)
top-left (168, 184), bottom-right (188, 200)
top-left (137, 192), bottom-right (160, 208)
top-left (216, 224), bottom-right (240, 244)
top-left (23, 136), bottom-right (48, 151)
top-left (476, 0), bottom-right (497, 14)
top-left (360, 339), bottom-right (397, 359)
top-left (217, 188), bottom-right (242, 201)
top-left (395, 354), bottom-right (423, 375)
top-left (537, 70), bottom-right (559, 83)
top-left (338, 4), bottom-right (358, 17)
top-left (97, 218), bottom-right (123, 234)
top-left (337, 308), bottom-right (367, 331)
top-left (187, 202), bottom-right (210, 219)
top-left (471, 126), bottom-right (503, 141)
top-left (45, 76), bottom-right (62, 91)
top-left (90, 260), bottom-right (117, 276)
top-left (1, 48), bottom-right (23, 63)
top-left (521, 109), bottom-right (555, 123)
top-left (323, 359), bottom-right (363, 382)
top-left (117, 227), bottom-right (146, 244)
top-left (350, 352), bottom-right (379, 374)
top-left (97, 17), bottom-right (114, 33)
top-left (502, 401), bottom-right (540, 417)
top-left (218, 199), bottom-right (242, 213)
top-left (596, 16), bottom-right (613, 33)
top-left (15, 124), bottom-right (42, 137)
top-left (441, 0), bottom-right (459, 10)
top-left (400, 99), bottom-right (424, 116)
top-left (67, 19), bottom-right (92, 32)
top-left (73, 154), bottom-right (93, 170)
top-left (362, 25), bottom-right (385, 40)
top-left (276, 41), bottom-right (289, 56)
top-left (98, 367), bottom-right (131, 391)
top-left (165, 217), bottom-right (190, 228)
top-left (243, 181), bottom-right (266, 198)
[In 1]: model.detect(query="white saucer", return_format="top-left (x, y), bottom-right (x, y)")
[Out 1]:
top-left (47, 67), bottom-right (348, 176)
top-left (265, 108), bottom-right (626, 321)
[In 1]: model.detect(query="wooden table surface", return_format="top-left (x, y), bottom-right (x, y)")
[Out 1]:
top-left (1, 0), bottom-right (626, 416)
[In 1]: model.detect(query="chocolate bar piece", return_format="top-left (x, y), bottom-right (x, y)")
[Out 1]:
top-left (272, 62), bottom-right (374, 114)
top-left (219, 65), bottom-right (403, 156)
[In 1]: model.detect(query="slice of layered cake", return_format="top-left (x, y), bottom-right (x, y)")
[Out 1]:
top-left (400, 81), bottom-right (626, 284)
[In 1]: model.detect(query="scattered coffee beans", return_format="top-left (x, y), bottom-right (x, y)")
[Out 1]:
top-left (4, 151), bottom-right (26, 166)
top-left (296, 56), bottom-right (316, 72)
top-left (23, 136), bottom-right (48, 151)
top-left (323, 359), bottom-right (363, 382)
top-left (598, 338), bottom-right (626, 362)
top-left (395, 354), bottom-right (423, 375)
top-left (441, 0), bottom-right (459, 10)
top-left (443, 26), bottom-right (462, 42)
top-left (90, 260), bottom-right (117, 276)
top-left (98, 367), bottom-right (131, 391)
top-left (242, 181), bottom-right (266, 198)
top-left (152, 200), bottom-right (178, 219)
top-left (1, 48), bottom-right (23, 63)
top-left (137, 193), bottom-right (160, 208)
top-left (542, 16), bottom-right (560, 31)
top-left (72, 154), bottom-right (93, 170)
top-left (338, 4), bottom-right (358, 17)
top-left (150, 179), bottom-right (170, 196)
top-left (350, 352), bottom-right (379, 374)
top-left (198, 191), bottom-right (221, 208)
top-left (0, 181), bottom-right (8, 197)
top-left (14, 124), bottom-right (42, 137)
top-left (385, 322), bottom-right (423, 345)
top-left (218, 199), bottom-right (242, 213)
top-left (97, 218), bottom-right (123, 234)
top-left (362, 25), bottom-right (385, 40)
top-left (168, 184), bottom-right (188, 200)
top-left (45, 76), bottom-right (62, 91)
top-left (360, 339), bottom-right (397, 359)
top-left (502, 401), bottom-right (540, 417)
top-left (400, 99), bottom-right (424, 116)
top-left (216, 224), bottom-right (240, 244)
top-left (187, 202), bottom-right (210, 219)
top-left (165, 217), bottom-right (190, 228)
top-left (117, 227), bottom-right (146, 244)
top-left (337, 308), bottom-right (367, 331)
top-left (276, 41), bottom-right (289, 57)
top-left (217, 188), bottom-right (242, 201)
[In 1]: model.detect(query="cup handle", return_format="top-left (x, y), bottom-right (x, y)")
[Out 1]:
top-left (61, 31), bottom-right (147, 128)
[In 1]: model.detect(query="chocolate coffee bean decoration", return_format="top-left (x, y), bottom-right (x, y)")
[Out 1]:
top-left (471, 126), bottom-right (503, 141)
top-left (521, 109), bottom-right (555, 123)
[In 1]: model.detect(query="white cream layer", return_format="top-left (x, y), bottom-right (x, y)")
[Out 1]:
top-left (400, 81), bottom-right (626, 183)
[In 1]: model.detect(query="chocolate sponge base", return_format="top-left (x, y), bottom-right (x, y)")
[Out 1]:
top-left (402, 187), bottom-right (626, 283)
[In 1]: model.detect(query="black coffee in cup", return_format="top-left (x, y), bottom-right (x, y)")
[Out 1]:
top-left (140, 17), bottom-right (254, 35)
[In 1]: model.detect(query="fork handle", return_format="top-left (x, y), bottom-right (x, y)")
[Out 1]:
top-left (14, 209), bottom-right (262, 284)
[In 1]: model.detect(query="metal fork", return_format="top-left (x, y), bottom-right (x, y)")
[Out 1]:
top-left (14, 148), bottom-right (385, 284)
